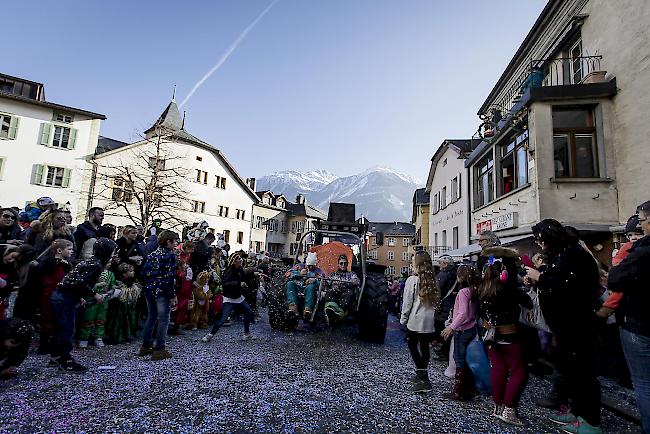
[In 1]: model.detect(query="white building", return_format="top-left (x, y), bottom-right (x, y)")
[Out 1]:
top-left (0, 73), bottom-right (105, 221)
top-left (91, 99), bottom-right (259, 252)
top-left (424, 139), bottom-right (474, 259)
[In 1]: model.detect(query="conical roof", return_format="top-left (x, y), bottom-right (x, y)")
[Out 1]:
top-left (145, 100), bottom-right (183, 135)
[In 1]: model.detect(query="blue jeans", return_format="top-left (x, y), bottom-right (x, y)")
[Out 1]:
top-left (210, 301), bottom-right (253, 335)
top-left (142, 293), bottom-right (171, 350)
top-left (453, 328), bottom-right (477, 369)
top-left (50, 290), bottom-right (79, 361)
top-left (620, 328), bottom-right (650, 433)
top-left (286, 280), bottom-right (318, 310)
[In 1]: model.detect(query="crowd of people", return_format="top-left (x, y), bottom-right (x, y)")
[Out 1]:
top-left (0, 198), bottom-right (272, 375)
top-left (399, 201), bottom-right (650, 434)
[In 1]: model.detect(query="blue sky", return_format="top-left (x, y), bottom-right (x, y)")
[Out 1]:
top-left (6, 0), bottom-right (546, 182)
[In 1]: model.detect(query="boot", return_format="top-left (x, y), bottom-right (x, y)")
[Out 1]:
top-left (410, 369), bottom-right (432, 393)
top-left (410, 369), bottom-right (427, 383)
top-left (138, 346), bottom-right (153, 357)
top-left (444, 369), bottom-right (465, 400)
top-left (151, 348), bottom-right (172, 361)
top-left (461, 366), bottom-right (477, 399)
top-left (169, 323), bottom-right (185, 336)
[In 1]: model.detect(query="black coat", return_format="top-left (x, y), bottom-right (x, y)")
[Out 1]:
top-left (435, 263), bottom-right (458, 323)
top-left (537, 242), bottom-right (600, 339)
top-left (222, 266), bottom-right (254, 300)
top-left (0, 224), bottom-right (22, 244)
top-left (608, 235), bottom-right (650, 337)
top-left (73, 221), bottom-right (100, 254)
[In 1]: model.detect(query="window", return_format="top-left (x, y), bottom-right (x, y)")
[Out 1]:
top-left (54, 112), bottom-right (73, 123)
top-left (0, 113), bottom-right (18, 139)
top-left (385, 266), bottom-right (396, 276)
top-left (499, 128), bottom-right (528, 195)
top-left (388, 251), bottom-right (395, 261)
top-left (402, 238), bottom-right (409, 247)
top-left (553, 108), bottom-right (598, 178)
top-left (401, 266), bottom-right (410, 275)
top-left (237, 231), bottom-right (244, 244)
top-left (111, 176), bottom-right (134, 202)
top-left (475, 153), bottom-right (494, 207)
top-left (31, 164), bottom-right (71, 187)
top-left (40, 123), bottom-right (77, 149)
top-left (0, 157), bottom-right (5, 179)
top-left (442, 230), bottom-right (447, 247)
top-left (434, 233), bottom-right (438, 247)
top-left (215, 176), bottom-right (227, 189)
top-left (569, 39), bottom-right (583, 84)
top-left (372, 237), bottom-right (377, 246)
top-left (235, 209), bottom-right (246, 220)
top-left (192, 200), bottom-right (206, 213)
top-left (441, 186), bottom-right (447, 208)
top-left (223, 230), bottom-right (230, 243)
top-left (148, 157), bottom-right (165, 171)
top-left (196, 156), bottom-right (202, 162)
top-left (452, 226), bottom-right (459, 249)
top-left (388, 238), bottom-right (395, 247)
top-left (219, 206), bottom-right (229, 217)
top-left (442, 158), bottom-right (447, 167)
top-left (432, 193), bottom-right (439, 214)
top-left (402, 251), bottom-right (409, 261)
top-left (368, 250), bottom-right (378, 260)
top-left (451, 177), bottom-right (458, 202)
top-left (196, 170), bottom-right (208, 184)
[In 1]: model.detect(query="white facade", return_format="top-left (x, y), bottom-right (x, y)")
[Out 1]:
top-left (425, 141), bottom-right (471, 258)
top-left (0, 77), bottom-right (104, 221)
top-left (251, 202), bottom-right (289, 257)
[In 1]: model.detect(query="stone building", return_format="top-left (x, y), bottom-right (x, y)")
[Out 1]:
top-left (411, 188), bottom-right (430, 253)
top-left (366, 221), bottom-right (415, 277)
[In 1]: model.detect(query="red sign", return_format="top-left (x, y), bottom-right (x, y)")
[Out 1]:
top-left (476, 220), bottom-right (492, 234)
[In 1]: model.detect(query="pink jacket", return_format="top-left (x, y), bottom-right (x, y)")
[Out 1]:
top-left (450, 287), bottom-right (477, 331)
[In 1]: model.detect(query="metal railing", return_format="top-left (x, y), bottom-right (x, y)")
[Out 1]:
top-left (488, 55), bottom-right (604, 118)
top-left (424, 245), bottom-right (452, 257)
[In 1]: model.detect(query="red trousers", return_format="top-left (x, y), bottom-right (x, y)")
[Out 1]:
top-left (487, 341), bottom-right (527, 407)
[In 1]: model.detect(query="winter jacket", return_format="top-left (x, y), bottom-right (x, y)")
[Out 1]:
top-left (115, 237), bottom-right (145, 269)
top-left (608, 235), bottom-right (650, 337)
top-left (190, 240), bottom-right (212, 275)
top-left (55, 238), bottom-right (116, 300)
top-left (73, 221), bottom-right (100, 254)
top-left (31, 232), bottom-right (76, 259)
top-left (400, 276), bottom-right (437, 333)
top-left (142, 247), bottom-right (177, 299)
top-left (537, 242), bottom-right (601, 338)
top-left (40, 257), bottom-right (72, 296)
top-left (221, 266), bottom-right (250, 300)
top-left (144, 234), bottom-right (159, 256)
top-left (0, 224), bottom-right (22, 244)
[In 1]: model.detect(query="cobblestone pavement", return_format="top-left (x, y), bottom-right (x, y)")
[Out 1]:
top-left (0, 314), bottom-right (640, 433)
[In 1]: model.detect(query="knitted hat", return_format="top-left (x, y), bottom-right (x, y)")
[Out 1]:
top-left (626, 215), bottom-right (642, 234)
top-left (306, 252), bottom-right (318, 266)
top-left (228, 253), bottom-right (242, 268)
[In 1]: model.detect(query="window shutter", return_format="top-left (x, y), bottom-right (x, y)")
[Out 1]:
top-left (458, 173), bottom-right (462, 199)
top-left (31, 164), bottom-right (45, 185)
top-left (8, 117), bottom-right (19, 139)
top-left (68, 128), bottom-right (78, 149)
top-left (40, 123), bottom-right (52, 145)
top-left (62, 168), bottom-right (72, 187)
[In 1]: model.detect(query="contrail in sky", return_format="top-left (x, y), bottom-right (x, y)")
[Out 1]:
top-left (180, 0), bottom-right (280, 107)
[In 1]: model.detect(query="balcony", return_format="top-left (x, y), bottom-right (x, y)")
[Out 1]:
top-left (489, 55), bottom-right (605, 118)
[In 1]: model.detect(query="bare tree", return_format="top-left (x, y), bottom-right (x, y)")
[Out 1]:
top-left (91, 126), bottom-right (192, 231)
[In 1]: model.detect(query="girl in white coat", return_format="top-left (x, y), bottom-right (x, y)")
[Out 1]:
top-left (400, 250), bottom-right (440, 393)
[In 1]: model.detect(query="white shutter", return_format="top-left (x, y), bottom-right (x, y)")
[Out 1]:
top-left (62, 168), bottom-right (72, 187)
top-left (31, 164), bottom-right (45, 185)
top-left (68, 128), bottom-right (78, 149)
top-left (40, 123), bottom-right (52, 145)
top-left (8, 117), bottom-right (19, 139)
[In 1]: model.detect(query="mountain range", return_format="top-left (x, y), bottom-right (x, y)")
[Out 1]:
top-left (256, 166), bottom-right (422, 221)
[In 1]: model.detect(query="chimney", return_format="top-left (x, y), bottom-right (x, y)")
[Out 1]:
top-left (296, 194), bottom-right (305, 205)
top-left (246, 178), bottom-right (257, 191)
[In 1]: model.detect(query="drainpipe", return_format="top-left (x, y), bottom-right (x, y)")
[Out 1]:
top-left (87, 159), bottom-right (98, 213)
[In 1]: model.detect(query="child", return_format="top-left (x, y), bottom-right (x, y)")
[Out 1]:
top-left (105, 263), bottom-right (141, 344)
top-left (170, 261), bottom-right (193, 334)
top-left (0, 319), bottom-right (34, 380)
top-left (441, 265), bottom-right (479, 401)
top-left (50, 237), bottom-right (116, 372)
top-left (186, 271), bottom-right (211, 330)
top-left (78, 267), bottom-right (116, 348)
top-left (38, 239), bottom-right (73, 354)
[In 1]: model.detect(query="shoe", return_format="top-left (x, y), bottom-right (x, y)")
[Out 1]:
top-left (94, 338), bottom-right (105, 347)
top-left (560, 417), bottom-right (602, 434)
top-left (444, 369), bottom-right (465, 401)
top-left (536, 396), bottom-right (564, 409)
top-left (549, 409), bottom-right (578, 425)
top-left (58, 359), bottom-right (88, 373)
top-left (303, 308), bottom-right (312, 321)
top-left (48, 358), bottom-right (61, 367)
top-left (201, 333), bottom-right (214, 343)
top-left (410, 369), bottom-right (432, 393)
top-left (497, 406), bottom-right (524, 427)
top-left (138, 346), bottom-right (153, 357)
top-left (287, 304), bottom-right (299, 317)
top-left (410, 369), bottom-right (427, 383)
top-left (223, 319), bottom-right (235, 327)
top-left (169, 327), bottom-right (185, 336)
top-left (78, 340), bottom-right (88, 349)
top-left (491, 404), bottom-right (504, 418)
top-left (241, 333), bottom-right (256, 341)
top-left (151, 348), bottom-right (172, 361)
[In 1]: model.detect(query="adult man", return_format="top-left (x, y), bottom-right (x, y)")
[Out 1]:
top-left (285, 252), bottom-right (324, 321)
top-left (73, 207), bottom-right (104, 253)
top-left (608, 201), bottom-right (650, 434)
top-left (323, 254), bottom-right (360, 325)
top-left (434, 255), bottom-right (458, 359)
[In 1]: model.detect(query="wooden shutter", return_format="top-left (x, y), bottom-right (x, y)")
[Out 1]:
top-left (62, 168), bottom-right (72, 187)
top-left (40, 123), bottom-right (52, 145)
top-left (458, 173), bottom-right (462, 199)
top-left (8, 117), bottom-right (19, 139)
top-left (68, 128), bottom-right (78, 149)
top-left (31, 164), bottom-right (45, 185)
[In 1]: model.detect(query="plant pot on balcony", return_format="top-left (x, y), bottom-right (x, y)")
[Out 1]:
top-left (582, 70), bottom-right (607, 84)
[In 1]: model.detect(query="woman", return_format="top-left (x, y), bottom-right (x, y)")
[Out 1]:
top-left (478, 245), bottom-right (531, 426)
top-left (201, 253), bottom-right (255, 342)
top-left (116, 225), bottom-right (146, 275)
top-left (400, 250), bottom-right (439, 393)
top-left (0, 208), bottom-right (23, 245)
top-left (30, 209), bottom-right (76, 257)
top-left (525, 219), bottom-right (602, 433)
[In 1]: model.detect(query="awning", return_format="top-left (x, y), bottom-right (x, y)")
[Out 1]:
top-left (500, 234), bottom-right (532, 245)
top-left (444, 244), bottom-right (481, 258)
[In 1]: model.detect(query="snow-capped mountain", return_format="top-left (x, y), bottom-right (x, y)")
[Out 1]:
top-left (256, 167), bottom-right (422, 221)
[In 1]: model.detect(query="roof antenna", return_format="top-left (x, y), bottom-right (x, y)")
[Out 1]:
top-left (172, 84), bottom-right (177, 102)
top-left (181, 110), bottom-right (186, 130)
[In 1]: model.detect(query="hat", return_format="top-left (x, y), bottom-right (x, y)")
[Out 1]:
top-left (228, 253), bottom-right (242, 268)
top-left (439, 255), bottom-right (454, 264)
top-left (37, 197), bottom-right (55, 207)
top-left (626, 215), bottom-right (643, 234)
top-left (306, 252), bottom-right (318, 266)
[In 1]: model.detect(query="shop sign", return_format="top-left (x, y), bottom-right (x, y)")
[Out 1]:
top-left (476, 220), bottom-right (492, 234)
top-left (476, 212), bottom-right (518, 233)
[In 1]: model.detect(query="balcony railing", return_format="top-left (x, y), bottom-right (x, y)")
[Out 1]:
top-left (488, 55), bottom-right (604, 118)
top-left (425, 245), bottom-right (452, 257)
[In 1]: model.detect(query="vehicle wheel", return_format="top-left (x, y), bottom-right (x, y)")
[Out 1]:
top-left (357, 271), bottom-right (388, 343)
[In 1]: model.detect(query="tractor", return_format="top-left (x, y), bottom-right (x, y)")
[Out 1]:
top-left (267, 203), bottom-right (389, 343)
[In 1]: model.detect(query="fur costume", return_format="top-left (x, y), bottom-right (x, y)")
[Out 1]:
top-left (186, 271), bottom-right (211, 329)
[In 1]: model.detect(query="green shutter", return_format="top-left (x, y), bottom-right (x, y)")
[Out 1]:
top-left (62, 168), bottom-right (72, 187)
top-left (8, 117), bottom-right (19, 139)
top-left (40, 123), bottom-right (52, 145)
top-left (68, 128), bottom-right (77, 149)
top-left (31, 164), bottom-right (44, 185)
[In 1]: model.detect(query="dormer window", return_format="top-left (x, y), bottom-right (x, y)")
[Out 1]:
top-left (54, 112), bottom-right (73, 123)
